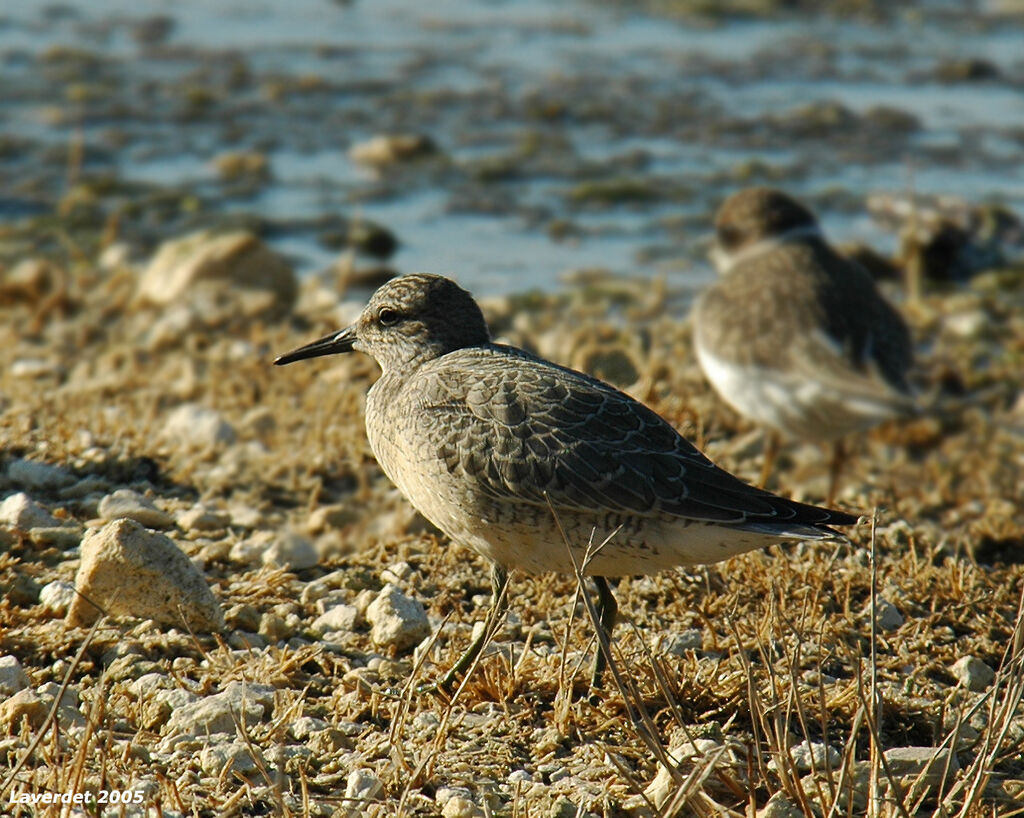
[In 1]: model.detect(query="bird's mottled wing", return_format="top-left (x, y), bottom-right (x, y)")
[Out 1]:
top-left (412, 346), bottom-right (853, 528)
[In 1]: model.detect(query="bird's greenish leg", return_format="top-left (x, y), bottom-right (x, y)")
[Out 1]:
top-left (589, 575), bottom-right (618, 689)
top-left (437, 562), bottom-right (509, 692)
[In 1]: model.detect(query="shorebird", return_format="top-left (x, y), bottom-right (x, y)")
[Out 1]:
top-left (693, 188), bottom-right (916, 504)
top-left (277, 273), bottom-right (858, 691)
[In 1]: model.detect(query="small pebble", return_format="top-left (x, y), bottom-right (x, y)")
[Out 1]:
top-left (0, 492), bottom-right (59, 531)
top-left (6, 458), bottom-right (74, 490)
top-left (39, 580), bottom-right (77, 615)
top-left (262, 530), bottom-right (318, 571)
top-left (950, 655), bottom-right (995, 691)
top-left (162, 403), bottom-right (237, 449)
top-left (311, 604), bottom-right (360, 637)
top-left (366, 584), bottom-right (431, 651)
top-left (67, 519), bottom-right (224, 631)
top-left (98, 489), bottom-right (174, 528)
top-left (0, 655), bottom-right (29, 695)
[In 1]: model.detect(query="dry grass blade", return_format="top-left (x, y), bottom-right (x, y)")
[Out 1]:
top-left (0, 611), bottom-right (108, 799)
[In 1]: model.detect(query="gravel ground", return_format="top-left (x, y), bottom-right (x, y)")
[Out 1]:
top-left (1, 233), bottom-right (1023, 816)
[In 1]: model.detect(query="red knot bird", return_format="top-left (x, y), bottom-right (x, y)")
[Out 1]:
top-left (693, 188), bottom-right (917, 504)
top-left (277, 273), bottom-right (859, 692)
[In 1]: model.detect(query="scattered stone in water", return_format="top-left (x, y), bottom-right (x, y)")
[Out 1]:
top-left (950, 655), bottom-right (995, 691)
top-left (348, 133), bottom-right (438, 167)
top-left (98, 488), bottom-right (174, 528)
top-left (211, 151), bottom-right (270, 182)
top-left (932, 57), bottom-right (1001, 83)
top-left (67, 518), bottom-right (224, 631)
top-left (366, 584), bottom-right (431, 651)
top-left (0, 492), bottom-right (59, 531)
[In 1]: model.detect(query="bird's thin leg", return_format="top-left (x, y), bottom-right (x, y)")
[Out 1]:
top-left (758, 430), bottom-right (781, 489)
top-left (437, 562), bottom-right (509, 692)
top-left (589, 576), bottom-right (618, 689)
top-left (826, 438), bottom-right (846, 506)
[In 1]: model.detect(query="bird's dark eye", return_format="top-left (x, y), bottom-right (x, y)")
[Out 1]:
top-left (378, 307), bottom-right (400, 326)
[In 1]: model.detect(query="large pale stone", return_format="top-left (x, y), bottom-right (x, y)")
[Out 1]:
top-left (137, 229), bottom-right (296, 320)
top-left (67, 518), bottom-right (223, 631)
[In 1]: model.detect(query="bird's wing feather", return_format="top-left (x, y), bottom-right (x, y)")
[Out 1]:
top-left (413, 346), bottom-right (856, 529)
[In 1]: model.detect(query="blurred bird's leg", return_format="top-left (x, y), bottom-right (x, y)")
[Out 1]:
top-left (437, 562), bottom-right (509, 692)
top-left (589, 576), bottom-right (618, 689)
top-left (826, 439), bottom-right (847, 507)
top-left (758, 430), bottom-right (781, 489)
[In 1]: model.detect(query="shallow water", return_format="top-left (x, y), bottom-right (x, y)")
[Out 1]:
top-left (2, 0), bottom-right (1023, 294)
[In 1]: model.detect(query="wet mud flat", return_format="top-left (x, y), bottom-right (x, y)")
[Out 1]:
top-left (0, 234), bottom-right (1022, 815)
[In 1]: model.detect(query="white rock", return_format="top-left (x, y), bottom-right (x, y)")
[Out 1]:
top-left (381, 560), bottom-right (413, 584)
top-left (951, 655), bottom-right (995, 691)
top-left (39, 580), bottom-right (77, 615)
top-left (769, 741), bottom-right (841, 773)
top-left (0, 688), bottom-right (47, 729)
top-left (98, 489), bottom-right (174, 528)
top-left (176, 505), bottom-right (229, 532)
top-left (0, 655), bottom-right (29, 695)
top-left (662, 628), bottom-right (703, 655)
top-left (162, 403), bottom-right (237, 449)
top-left (67, 518), bottom-right (224, 631)
top-left (870, 598), bottom-right (904, 631)
top-left (165, 681), bottom-right (274, 736)
top-left (262, 531), bottom-right (318, 571)
top-left (442, 796), bottom-right (481, 818)
top-left (643, 738), bottom-right (726, 807)
top-left (129, 672), bottom-right (176, 699)
top-left (345, 769), bottom-right (382, 810)
top-left (6, 459), bottom-right (74, 490)
top-left (882, 746), bottom-right (960, 789)
top-left (0, 492), bottom-right (58, 531)
top-left (757, 792), bottom-right (803, 818)
top-left (312, 604), bottom-right (359, 637)
top-left (137, 229), bottom-right (296, 320)
top-left (199, 741), bottom-right (261, 777)
top-left (435, 787), bottom-right (473, 808)
top-left (288, 716), bottom-right (329, 741)
top-left (366, 584), bottom-right (431, 651)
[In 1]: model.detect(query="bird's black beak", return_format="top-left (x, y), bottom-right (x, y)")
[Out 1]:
top-left (274, 325), bottom-right (358, 366)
